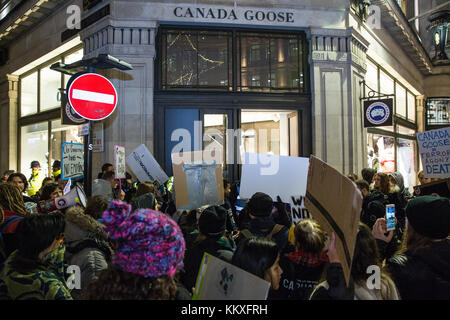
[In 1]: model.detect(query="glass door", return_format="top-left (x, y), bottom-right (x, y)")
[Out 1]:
top-left (201, 110), bottom-right (233, 182)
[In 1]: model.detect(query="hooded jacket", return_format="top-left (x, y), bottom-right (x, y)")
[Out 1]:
top-left (386, 239), bottom-right (450, 300)
top-left (360, 189), bottom-right (388, 229)
top-left (64, 207), bottom-right (113, 299)
top-left (0, 246), bottom-right (72, 300)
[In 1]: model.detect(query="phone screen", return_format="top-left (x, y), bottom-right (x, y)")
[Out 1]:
top-left (386, 205), bottom-right (396, 231)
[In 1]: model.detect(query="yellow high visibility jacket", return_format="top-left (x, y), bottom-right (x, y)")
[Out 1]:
top-left (52, 169), bottom-right (61, 179)
top-left (27, 170), bottom-right (43, 196)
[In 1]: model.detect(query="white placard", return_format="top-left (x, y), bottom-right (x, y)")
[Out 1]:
top-left (417, 127), bottom-right (450, 179)
top-left (193, 253), bottom-right (270, 300)
top-left (126, 144), bottom-right (169, 184)
top-left (61, 142), bottom-right (84, 180)
top-left (114, 145), bottom-right (126, 179)
top-left (239, 153), bottom-right (310, 224)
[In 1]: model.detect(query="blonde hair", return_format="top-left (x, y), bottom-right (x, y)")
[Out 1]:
top-left (294, 219), bottom-right (327, 253)
top-left (0, 183), bottom-right (29, 216)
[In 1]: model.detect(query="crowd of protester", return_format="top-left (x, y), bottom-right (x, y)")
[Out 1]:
top-left (0, 160), bottom-right (449, 300)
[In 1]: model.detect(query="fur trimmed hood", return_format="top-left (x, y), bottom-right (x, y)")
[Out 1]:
top-left (65, 206), bottom-right (109, 243)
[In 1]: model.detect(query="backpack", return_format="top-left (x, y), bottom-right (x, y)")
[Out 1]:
top-left (0, 215), bottom-right (24, 266)
top-left (240, 223), bottom-right (285, 241)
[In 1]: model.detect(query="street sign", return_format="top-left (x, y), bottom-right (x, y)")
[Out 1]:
top-left (67, 73), bottom-right (118, 121)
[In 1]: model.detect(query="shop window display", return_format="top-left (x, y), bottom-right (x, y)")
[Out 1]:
top-left (367, 134), bottom-right (395, 173)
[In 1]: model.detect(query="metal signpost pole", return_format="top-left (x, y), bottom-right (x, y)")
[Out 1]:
top-left (83, 66), bottom-right (95, 197)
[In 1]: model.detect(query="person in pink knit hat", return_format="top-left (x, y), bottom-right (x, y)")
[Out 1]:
top-left (81, 200), bottom-right (189, 300)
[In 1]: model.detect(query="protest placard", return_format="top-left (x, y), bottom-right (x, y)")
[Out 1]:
top-left (126, 144), bottom-right (169, 184)
top-left (61, 142), bottom-right (84, 180)
top-left (304, 155), bottom-right (362, 286)
top-left (193, 252), bottom-right (271, 300)
top-left (239, 153), bottom-right (310, 224)
top-left (417, 127), bottom-right (450, 179)
top-left (114, 145), bottom-right (126, 179)
top-left (172, 150), bottom-right (224, 211)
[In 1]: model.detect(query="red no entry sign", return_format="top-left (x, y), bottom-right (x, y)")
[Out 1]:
top-left (67, 73), bottom-right (118, 121)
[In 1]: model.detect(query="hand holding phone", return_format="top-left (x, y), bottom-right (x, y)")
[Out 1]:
top-left (385, 204), bottom-right (396, 231)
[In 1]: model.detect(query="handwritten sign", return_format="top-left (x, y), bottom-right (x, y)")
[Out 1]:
top-left (417, 127), bottom-right (450, 179)
top-left (114, 145), bottom-right (126, 179)
top-left (61, 142), bottom-right (84, 180)
top-left (126, 144), bottom-right (169, 184)
top-left (239, 153), bottom-right (309, 224)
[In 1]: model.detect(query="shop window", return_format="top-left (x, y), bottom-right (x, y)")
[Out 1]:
top-left (240, 109), bottom-right (298, 157)
top-left (161, 30), bottom-right (232, 90)
top-left (365, 60), bottom-right (378, 93)
top-left (40, 63), bottom-right (62, 111)
top-left (238, 33), bottom-right (303, 93)
top-left (397, 125), bottom-right (415, 137)
top-left (367, 133), bottom-right (395, 173)
top-left (407, 92), bottom-right (416, 122)
top-left (63, 49), bottom-right (84, 87)
top-left (397, 138), bottom-right (416, 193)
top-left (204, 114), bottom-right (229, 171)
top-left (426, 98), bottom-right (450, 126)
top-left (395, 83), bottom-right (406, 118)
top-left (51, 119), bottom-right (84, 167)
top-left (21, 122), bottom-right (49, 179)
top-left (379, 70), bottom-right (394, 96)
top-left (20, 72), bottom-right (38, 117)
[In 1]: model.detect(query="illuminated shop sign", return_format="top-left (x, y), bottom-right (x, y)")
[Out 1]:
top-left (364, 99), bottom-right (393, 128)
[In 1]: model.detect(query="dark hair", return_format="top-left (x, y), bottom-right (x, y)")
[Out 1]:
top-left (85, 195), bottom-right (109, 220)
top-left (40, 183), bottom-right (62, 201)
top-left (12, 213), bottom-right (65, 272)
top-left (223, 179), bottom-right (230, 188)
top-left (7, 172), bottom-right (28, 191)
top-left (373, 172), bottom-right (390, 195)
top-left (232, 237), bottom-right (279, 279)
top-left (361, 168), bottom-right (377, 185)
top-left (397, 221), bottom-right (435, 254)
top-left (355, 179), bottom-right (370, 192)
top-left (3, 170), bottom-right (15, 176)
top-left (351, 222), bottom-right (383, 282)
top-left (81, 267), bottom-right (178, 300)
top-left (294, 219), bottom-right (327, 254)
top-left (135, 182), bottom-right (155, 198)
top-left (102, 163), bottom-right (113, 172)
top-left (102, 171), bottom-right (115, 181)
top-left (55, 174), bottom-right (61, 181)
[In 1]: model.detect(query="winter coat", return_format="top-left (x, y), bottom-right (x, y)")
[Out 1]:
top-left (0, 246), bottom-right (72, 300)
top-left (385, 239), bottom-right (450, 300)
top-left (64, 208), bottom-right (113, 299)
top-left (269, 244), bottom-right (328, 300)
top-left (181, 230), bottom-right (236, 291)
top-left (236, 216), bottom-right (289, 252)
top-left (360, 190), bottom-right (388, 229)
top-left (27, 170), bottom-right (43, 197)
top-left (309, 263), bottom-right (400, 300)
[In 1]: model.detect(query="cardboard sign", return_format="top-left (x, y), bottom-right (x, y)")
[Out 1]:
top-left (363, 99), bottom-right (393, 128)
top-left (61, 142), bottom-right (84, 180)
top-left (239, 153), bottom-right (310, 224)
top-left (417, 127), bottom-right (450, 179)
top-left (304, 155), bottom-right (362, 286)
top-left (126, 144), bottom-right (169, 184)
top-left (193, 253), bottom-right (270, 300)
top-left (114, 145), bottom-right (126, 179)
top-left (172, 150), bottom-right (224, 211)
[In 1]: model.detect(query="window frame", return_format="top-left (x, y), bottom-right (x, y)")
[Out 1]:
top-left (156, 26), bottom-right (309, 95)
top-left (17, 45), bottom-right (84, 174)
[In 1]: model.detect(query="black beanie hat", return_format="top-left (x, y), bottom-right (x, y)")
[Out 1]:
top-left (248, 192), bottom-right (273, 217)
top-left (406, 196), bottom-right (450, 239)
top-left (198, 205), bottom-right (227, 237)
